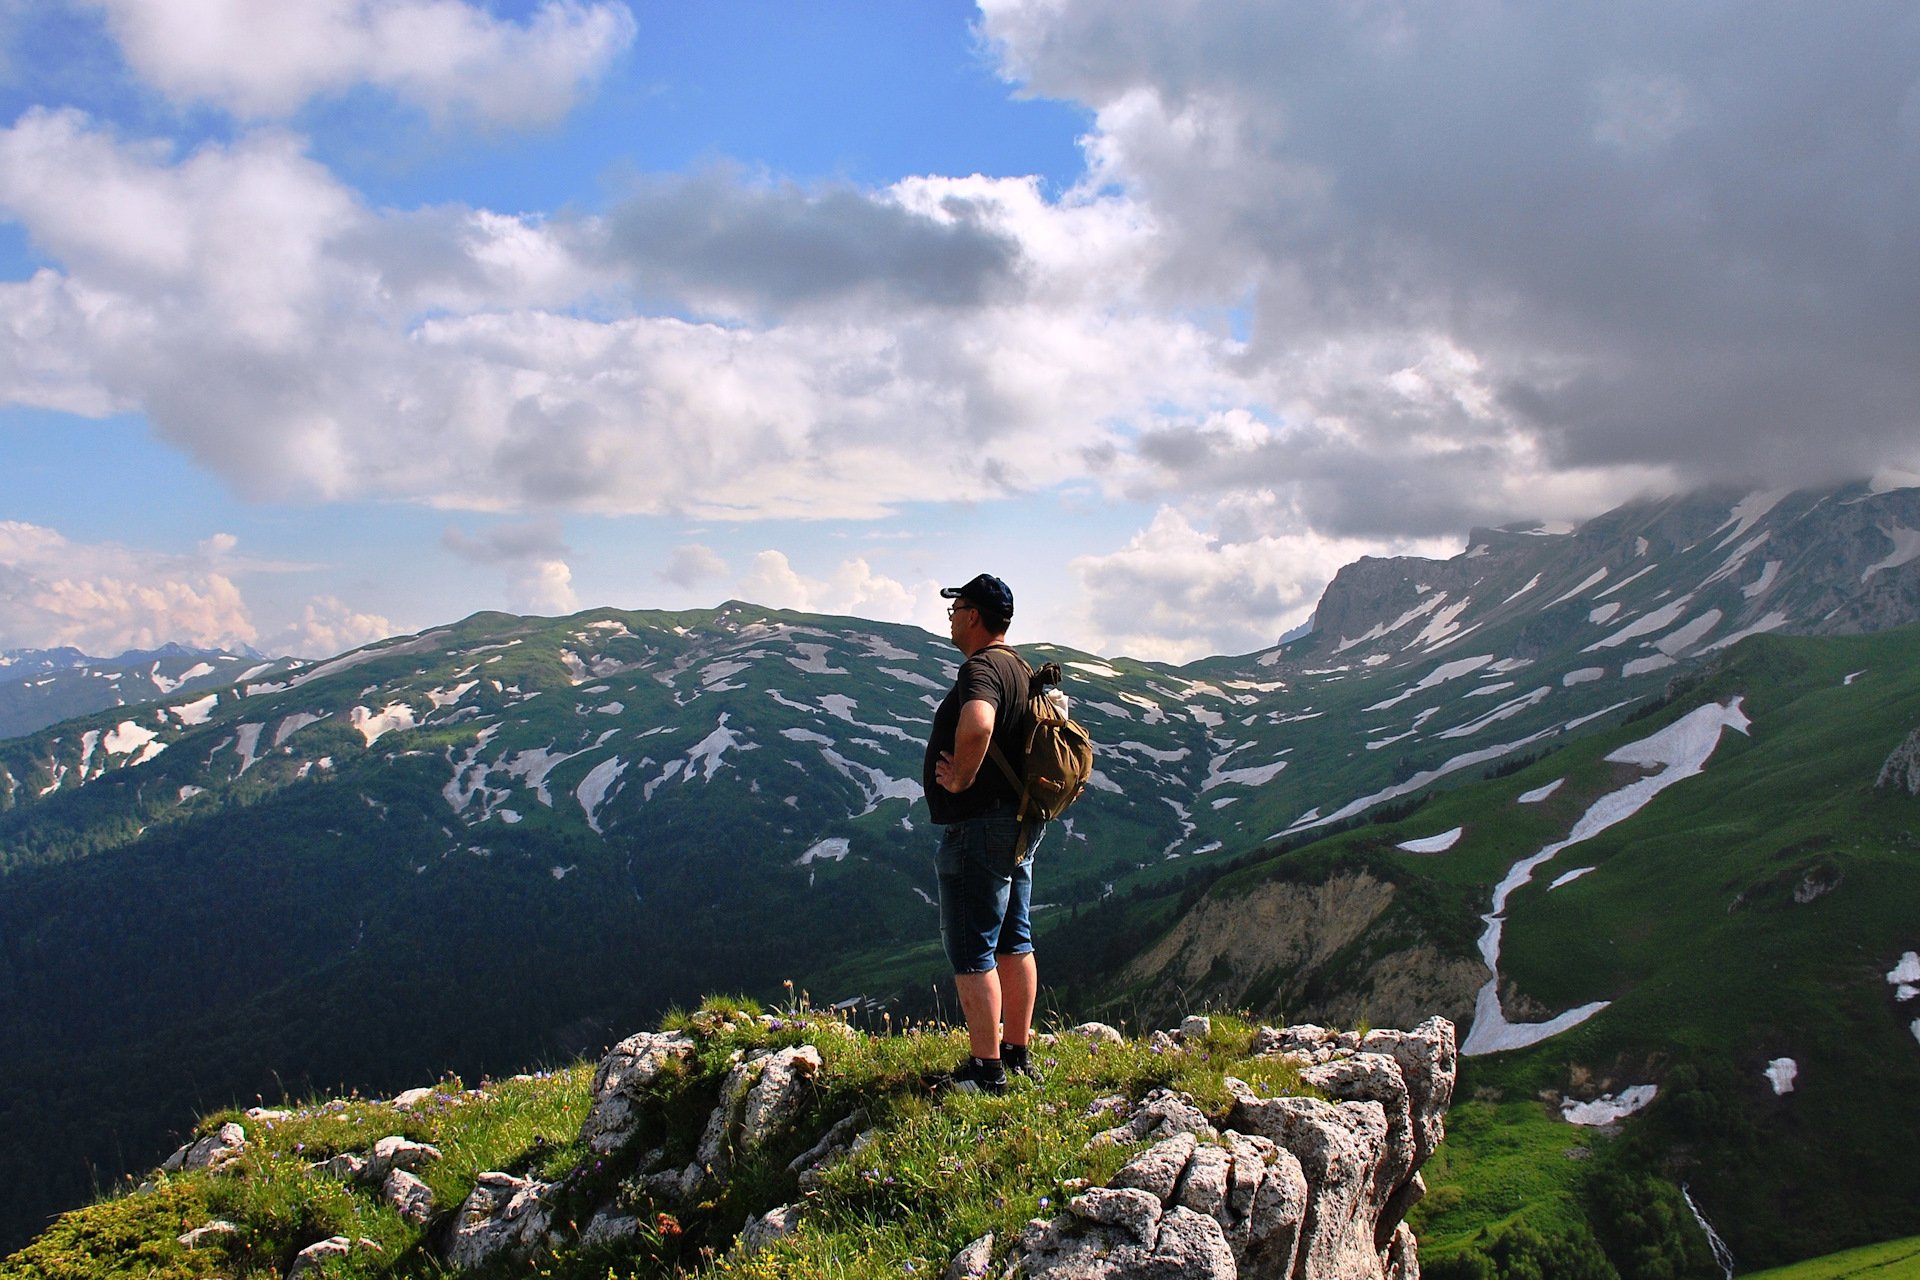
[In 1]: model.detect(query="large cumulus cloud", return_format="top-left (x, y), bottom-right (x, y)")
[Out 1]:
top-left (983, 0), bottom-right (1920, 534)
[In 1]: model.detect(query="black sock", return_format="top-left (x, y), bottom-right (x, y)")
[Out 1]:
top-left (1001, 1042), bottom-right (1028, 1070)
top-left (971, 1055), bottom-right (1006, 1078)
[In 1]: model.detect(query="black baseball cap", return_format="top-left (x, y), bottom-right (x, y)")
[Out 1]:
top-left (941, 573), bottom-right (1014, 621)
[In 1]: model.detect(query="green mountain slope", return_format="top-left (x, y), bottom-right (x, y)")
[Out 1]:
top-left (1059, 625), bottom-right (1920, 1272)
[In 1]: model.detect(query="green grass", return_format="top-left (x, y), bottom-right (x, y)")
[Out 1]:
top-left (1408, 1097), bottom-right (1597, 1255)
top-left (1740, 1235), bottom-right (1920, 1280)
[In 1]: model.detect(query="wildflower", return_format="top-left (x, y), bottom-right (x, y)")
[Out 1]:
top-left (1038, 1196), bottom-right (1051, 1209)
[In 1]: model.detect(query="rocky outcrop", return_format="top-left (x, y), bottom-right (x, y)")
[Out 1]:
top-left (1878, 728), bottom-right (1920, 795)
top-left (1012, 1017), bottom-right (1454, 1280)
top-left (160, 1121), bottom-right (247, 1174)
top-left (433, 1014), bottom-right (1454, 1279)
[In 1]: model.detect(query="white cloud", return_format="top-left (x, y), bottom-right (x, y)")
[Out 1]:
top-left (1068, 504), bottom-right (1460, 664)
top-left (0, 113), bottom-right (1231, 523)
top-left (79, 0), bottom-right (637, 124)
top-left (267, 595), bottom-right (395, 660)
top-left (735, 552), bottom-right (929, 627)
top-left (659, 544), bottom-right (728, 588)
top-left (0, 520), bottom-right (390, 658)
top-left (0, 520), bottom-right (257, 652)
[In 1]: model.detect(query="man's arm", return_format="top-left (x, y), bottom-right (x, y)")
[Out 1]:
top-left (935, 698), bottom-right (996, 793)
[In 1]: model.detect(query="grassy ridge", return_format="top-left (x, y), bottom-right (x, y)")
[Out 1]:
top-left (1, 1001), bottom-right (1311, 1280)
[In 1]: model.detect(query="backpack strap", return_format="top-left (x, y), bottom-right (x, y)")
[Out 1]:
top-left (977, 644), bottom-right (1036, 816)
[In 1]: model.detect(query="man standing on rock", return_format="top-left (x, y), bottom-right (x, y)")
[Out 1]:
top-left (922, 572), bottom-right (1041, 1095)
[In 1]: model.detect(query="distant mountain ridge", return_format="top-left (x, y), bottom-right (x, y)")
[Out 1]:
top-left (1, 476), bottom-right (1918, 1259)
top-left (0, 643), bottom-right (295, 741)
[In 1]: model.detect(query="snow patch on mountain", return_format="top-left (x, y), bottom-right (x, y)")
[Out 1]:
top-left (1517, 778), bottom-right (1564, 803)
top-left (1366, 654), bottom-right (1494, 711)
top-left (1548, 567), bottom-right (1609, 607)
top-left (1765, 1058), bottom-right (1798, 1095)
top-left (686, 714), bottom-right (754, 780)
top-left (1501, 573), bottom-right (1541, 604)
top-left (1861, 525), bottom-right (1920, 581)
top-left (1743, 560), bottom-right (1782, 599)
top-left (275, 711), bottom-right (327, 746)
top-left (1563, 668), bottom-right (1605, 687)
top-left (1713, 490), bottom-right (1788, 549)
top-left (233, 723), bottom-right (265, 774)
top-left (787, 644), bottom-right (847, 675)
top-left (577, 756), bottom-right (628, 833)
top-left (1706, 612), bottom-right (1791, 651)
top-left (169, 693), bottom-right (218, 725)
top-left (1397, 827), bottom-right (1462, 854)
top-left (104, 719), bottom-right (158, 755)
top-left (1562, 1086), bottom-right (1657, 1126)
top-left (352, 702), bottom-right (419, 747)
top-left (1438, 687), bottom-right (1552, 739)
top-left (1585, 597), bottom-right (1692, 651)
top-left (1656, 609), bottom-right (1723, 655)
top-left (797, 838), bottom-right (850, 866)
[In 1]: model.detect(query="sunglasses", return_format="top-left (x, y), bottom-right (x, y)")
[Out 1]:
top-left (945, 602), bottom-right (978, 619)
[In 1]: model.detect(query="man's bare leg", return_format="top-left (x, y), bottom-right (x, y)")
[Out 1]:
top-left (954, 970), bottom-right (1003, 1060)
top-left (997, 952), bottom-right (1038, 1048)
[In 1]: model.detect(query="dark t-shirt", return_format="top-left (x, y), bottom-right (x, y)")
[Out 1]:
top-left (923, 644), bottom-right (1030, 824)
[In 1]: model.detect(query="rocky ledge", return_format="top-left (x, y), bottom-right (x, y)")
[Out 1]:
top-left (439, 1013), bottom-right (1454, 1280)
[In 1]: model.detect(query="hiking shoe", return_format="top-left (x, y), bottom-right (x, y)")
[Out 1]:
top-left (1002, 1044), bottom-right (1043, 1083)
top-left (929, 1056), bottom-right (1008, 1096)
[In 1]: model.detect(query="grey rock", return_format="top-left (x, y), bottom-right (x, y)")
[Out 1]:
top-left (161, 1121), bottom-right (247, 1173)
top-left (737, 1202), bottom-right (801, 1254)
top-left (1070, 1021), bottom-right (1126, 1045)
top-left (1090, 1088), bottom-right (1217, 1148)
top-left (390, 1086), bottom-right (438, 1109)
top-left (739, 1044), bottom-right (824, 1153)
top-left (1110, 1132), bottom-right (1197, 1202)
top-left (1384, 1220), bottom-right (1421, 1280)
top-left (444, 1172), bottom-right (552, 1271)
top-left (1241, 1145), bottom-right (1308, 1278)
top-left (1361, 1017), bottom-right (1458, 1167)
top-left (382, 1167), bottom-right (436, 1225)
top-left (790, 1109), bottom-right (871, 1189)
top-left (580, 1209), bottom-right (642, 1250)
top-left (176, 1219), bottom-right (239, 1249)
top-left (582, 1029), bottom-right (697, 1155)
top-left (1070, 1187), bottom-right (1165, 1245)
top-left (288, 1235), bottom-right (381, 1279)
top-left (946, 1231), bottom-right (995, 1280)
top-left (1879, 728), bottom-right (1920, 795)
top-left (317, 1152), bottom-right (367, 1181)
top-left (1173, 1141), bottom-right (1233, 1227)
top-left (1300, 1052), bottom-right (1416, 1204)
top-left (366, 1134), bottom-right (443, 1182)
top-left (1229, 1093), bottom-right (1393, 1280)
top-left (1180, 1014), bottom-right (1213, 1041)
top-left (1022, 1203), bottom-right (1236, 1280)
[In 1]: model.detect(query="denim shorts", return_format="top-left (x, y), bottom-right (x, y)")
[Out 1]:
top-left (936, 807), bottom-right (1043, 974)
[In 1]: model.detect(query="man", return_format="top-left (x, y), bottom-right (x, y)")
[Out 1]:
top-left (922, 572), bottom-right (1041, 1095)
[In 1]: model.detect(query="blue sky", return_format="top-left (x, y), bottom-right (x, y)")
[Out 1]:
top-left (0, 2), bottom-right (1915, 662)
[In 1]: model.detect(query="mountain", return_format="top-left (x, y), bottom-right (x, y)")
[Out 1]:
top-left (0, 644), bottom-right (297, 742)
top-left (1, 477), bottom-right (1918, 1260)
